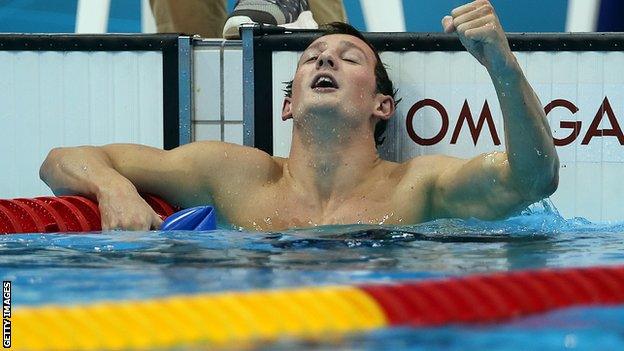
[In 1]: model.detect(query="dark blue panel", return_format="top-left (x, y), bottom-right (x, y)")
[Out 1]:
top-left (343, 0), bottom-right (365, 31)
top-left (402, 0), bottom-right (464, 32)
top-left (597, 0), bottom-right (624, 31)
top-left (492, 0), bottom-right (568, 32)
top-left (0, 0), bottom-right (77, 33)
top-left (108, 0), bottom-right (141, 33)
top-left (402, 0), bottom-right (568, 33)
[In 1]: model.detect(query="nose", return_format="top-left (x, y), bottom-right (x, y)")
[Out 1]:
top-left (316, 52), bottom-right (335, 69)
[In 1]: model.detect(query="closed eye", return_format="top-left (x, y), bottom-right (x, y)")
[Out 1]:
top-left (343, 58), bottom-right (358, 64)
top-left (305, 56), bottom-right (318, 63)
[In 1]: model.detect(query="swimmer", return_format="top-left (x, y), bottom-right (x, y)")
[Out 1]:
top-left (40, 0), bottom-right (558, 231)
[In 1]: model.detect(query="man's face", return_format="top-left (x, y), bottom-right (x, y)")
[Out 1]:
top-left (285, 34), bottom-right (379, 125)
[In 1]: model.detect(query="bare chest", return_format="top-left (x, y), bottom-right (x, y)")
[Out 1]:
top-left (220, 181), bottom-right (430, 230)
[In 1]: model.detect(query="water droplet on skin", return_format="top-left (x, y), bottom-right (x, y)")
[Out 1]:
top-left (82, 166), bottom-right (88, 171)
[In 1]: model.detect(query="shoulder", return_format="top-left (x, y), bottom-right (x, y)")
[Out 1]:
top-left (169, 141), bottom-right (283, 183)
top-left (174, 140), bottom-right (264, 156)
top-left (174, 141), bottom-right (276, 166)
top-left (376, 155), bottom-right (461, 191)
top-left (402, 154), bottom-right (464, 178)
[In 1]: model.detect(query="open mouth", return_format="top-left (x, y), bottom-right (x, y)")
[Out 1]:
top-left (311, 74), bottom-right (339, 90)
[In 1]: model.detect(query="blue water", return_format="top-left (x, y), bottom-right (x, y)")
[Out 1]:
top-left (1, 201), bottom-right (623, 350)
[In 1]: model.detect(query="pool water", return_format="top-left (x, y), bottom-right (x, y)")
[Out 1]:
top-left (1, 200), bottom-right (624, 350)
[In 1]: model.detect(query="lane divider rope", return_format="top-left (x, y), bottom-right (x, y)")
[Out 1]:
top-left (0, 195), bottom-right (175, 234)
top-left (12, 265), bottom-right (624, 350)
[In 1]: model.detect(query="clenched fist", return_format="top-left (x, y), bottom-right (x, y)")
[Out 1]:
top-left (442, 0), bottom-right (515, 72)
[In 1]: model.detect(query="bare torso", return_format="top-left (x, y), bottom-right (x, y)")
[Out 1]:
top-left (209, 155), bottom-right (435, 230)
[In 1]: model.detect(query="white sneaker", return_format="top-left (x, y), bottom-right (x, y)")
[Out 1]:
top-left (223, 0), bottom-right (318, 39)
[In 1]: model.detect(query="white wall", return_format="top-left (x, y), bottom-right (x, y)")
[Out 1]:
top-left (0, 51), bottom-right (163, 198)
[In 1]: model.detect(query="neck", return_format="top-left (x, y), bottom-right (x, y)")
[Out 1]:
top-left (285, 121), bottom-right (382, 207)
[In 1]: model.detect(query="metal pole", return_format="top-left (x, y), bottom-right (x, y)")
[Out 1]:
top-left (241, 23), bottom-right (258, 147)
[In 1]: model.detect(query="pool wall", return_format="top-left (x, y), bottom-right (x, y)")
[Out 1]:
top-left (0, 34), bottom-right (187, 198)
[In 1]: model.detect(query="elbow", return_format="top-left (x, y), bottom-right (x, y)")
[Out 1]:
top-left (541, 167), bottom-right (559, 197)
top-left (526, 159), bottom-right (560, 201)
top-left (40, 147), bottom-right (63, 183)
top-left (543, 156), bottom-right (560, 197)
top-left (40, 147), bottom-right (78, 188)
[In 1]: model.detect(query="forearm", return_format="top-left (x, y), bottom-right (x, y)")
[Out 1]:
top-left (40, 146), bottom-right (136, 199)
top-left (489, 58), bottom-right (559, 198)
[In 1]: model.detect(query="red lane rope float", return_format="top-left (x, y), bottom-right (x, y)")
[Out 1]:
top-left (359, 265), bottom-right (624, 327)
top-left (13, 198), bottom-right (67, 232)
top-left (0, 194), bottom-right (175, 234)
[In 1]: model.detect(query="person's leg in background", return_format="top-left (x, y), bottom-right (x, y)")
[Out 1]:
top-left (308, 0), bottom-right (346, 24)
top-left (222, 0), bottom-right (346, 38)
top-left (149, 0), bottom-right (227, 38)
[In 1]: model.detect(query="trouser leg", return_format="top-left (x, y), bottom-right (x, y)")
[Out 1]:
top-left (149, 0), bottom-right (227, 38)
top-left (308, 0), bottom-right (347, 24)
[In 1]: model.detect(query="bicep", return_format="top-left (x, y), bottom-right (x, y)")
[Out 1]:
top-left (101, 142), bottom-right (212, 207)
top-left (431, 152), bottom-right (528, 220)
top-left (101, 141), bottom-right (277, 208)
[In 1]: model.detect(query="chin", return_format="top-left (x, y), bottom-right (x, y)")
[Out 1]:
top-left (303, 100), bottom-right (342, 116)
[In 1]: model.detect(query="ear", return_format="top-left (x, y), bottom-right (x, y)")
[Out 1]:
top-left (372, 94), bottom-right (395, 121)
top-left (281, 97), bottom-right (293, 121)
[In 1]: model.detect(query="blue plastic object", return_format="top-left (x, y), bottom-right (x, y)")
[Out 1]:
top-left (161, 206), bottom-right (216, 231)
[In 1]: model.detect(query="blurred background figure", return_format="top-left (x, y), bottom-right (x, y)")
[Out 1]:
top-left (150, 0), bottom-right (346, 39)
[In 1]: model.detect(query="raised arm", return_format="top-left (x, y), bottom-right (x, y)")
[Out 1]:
top-left (431, 0), bottom-right (559, 219)
top-left (40, 141), bottom-right (275, 230)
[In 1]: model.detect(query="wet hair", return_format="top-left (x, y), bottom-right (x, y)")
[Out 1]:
top-left (283, 22), bottom-right (400, 147)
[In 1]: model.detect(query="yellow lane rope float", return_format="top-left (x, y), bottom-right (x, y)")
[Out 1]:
top-left (13, 286), bottom-right (386, 350)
